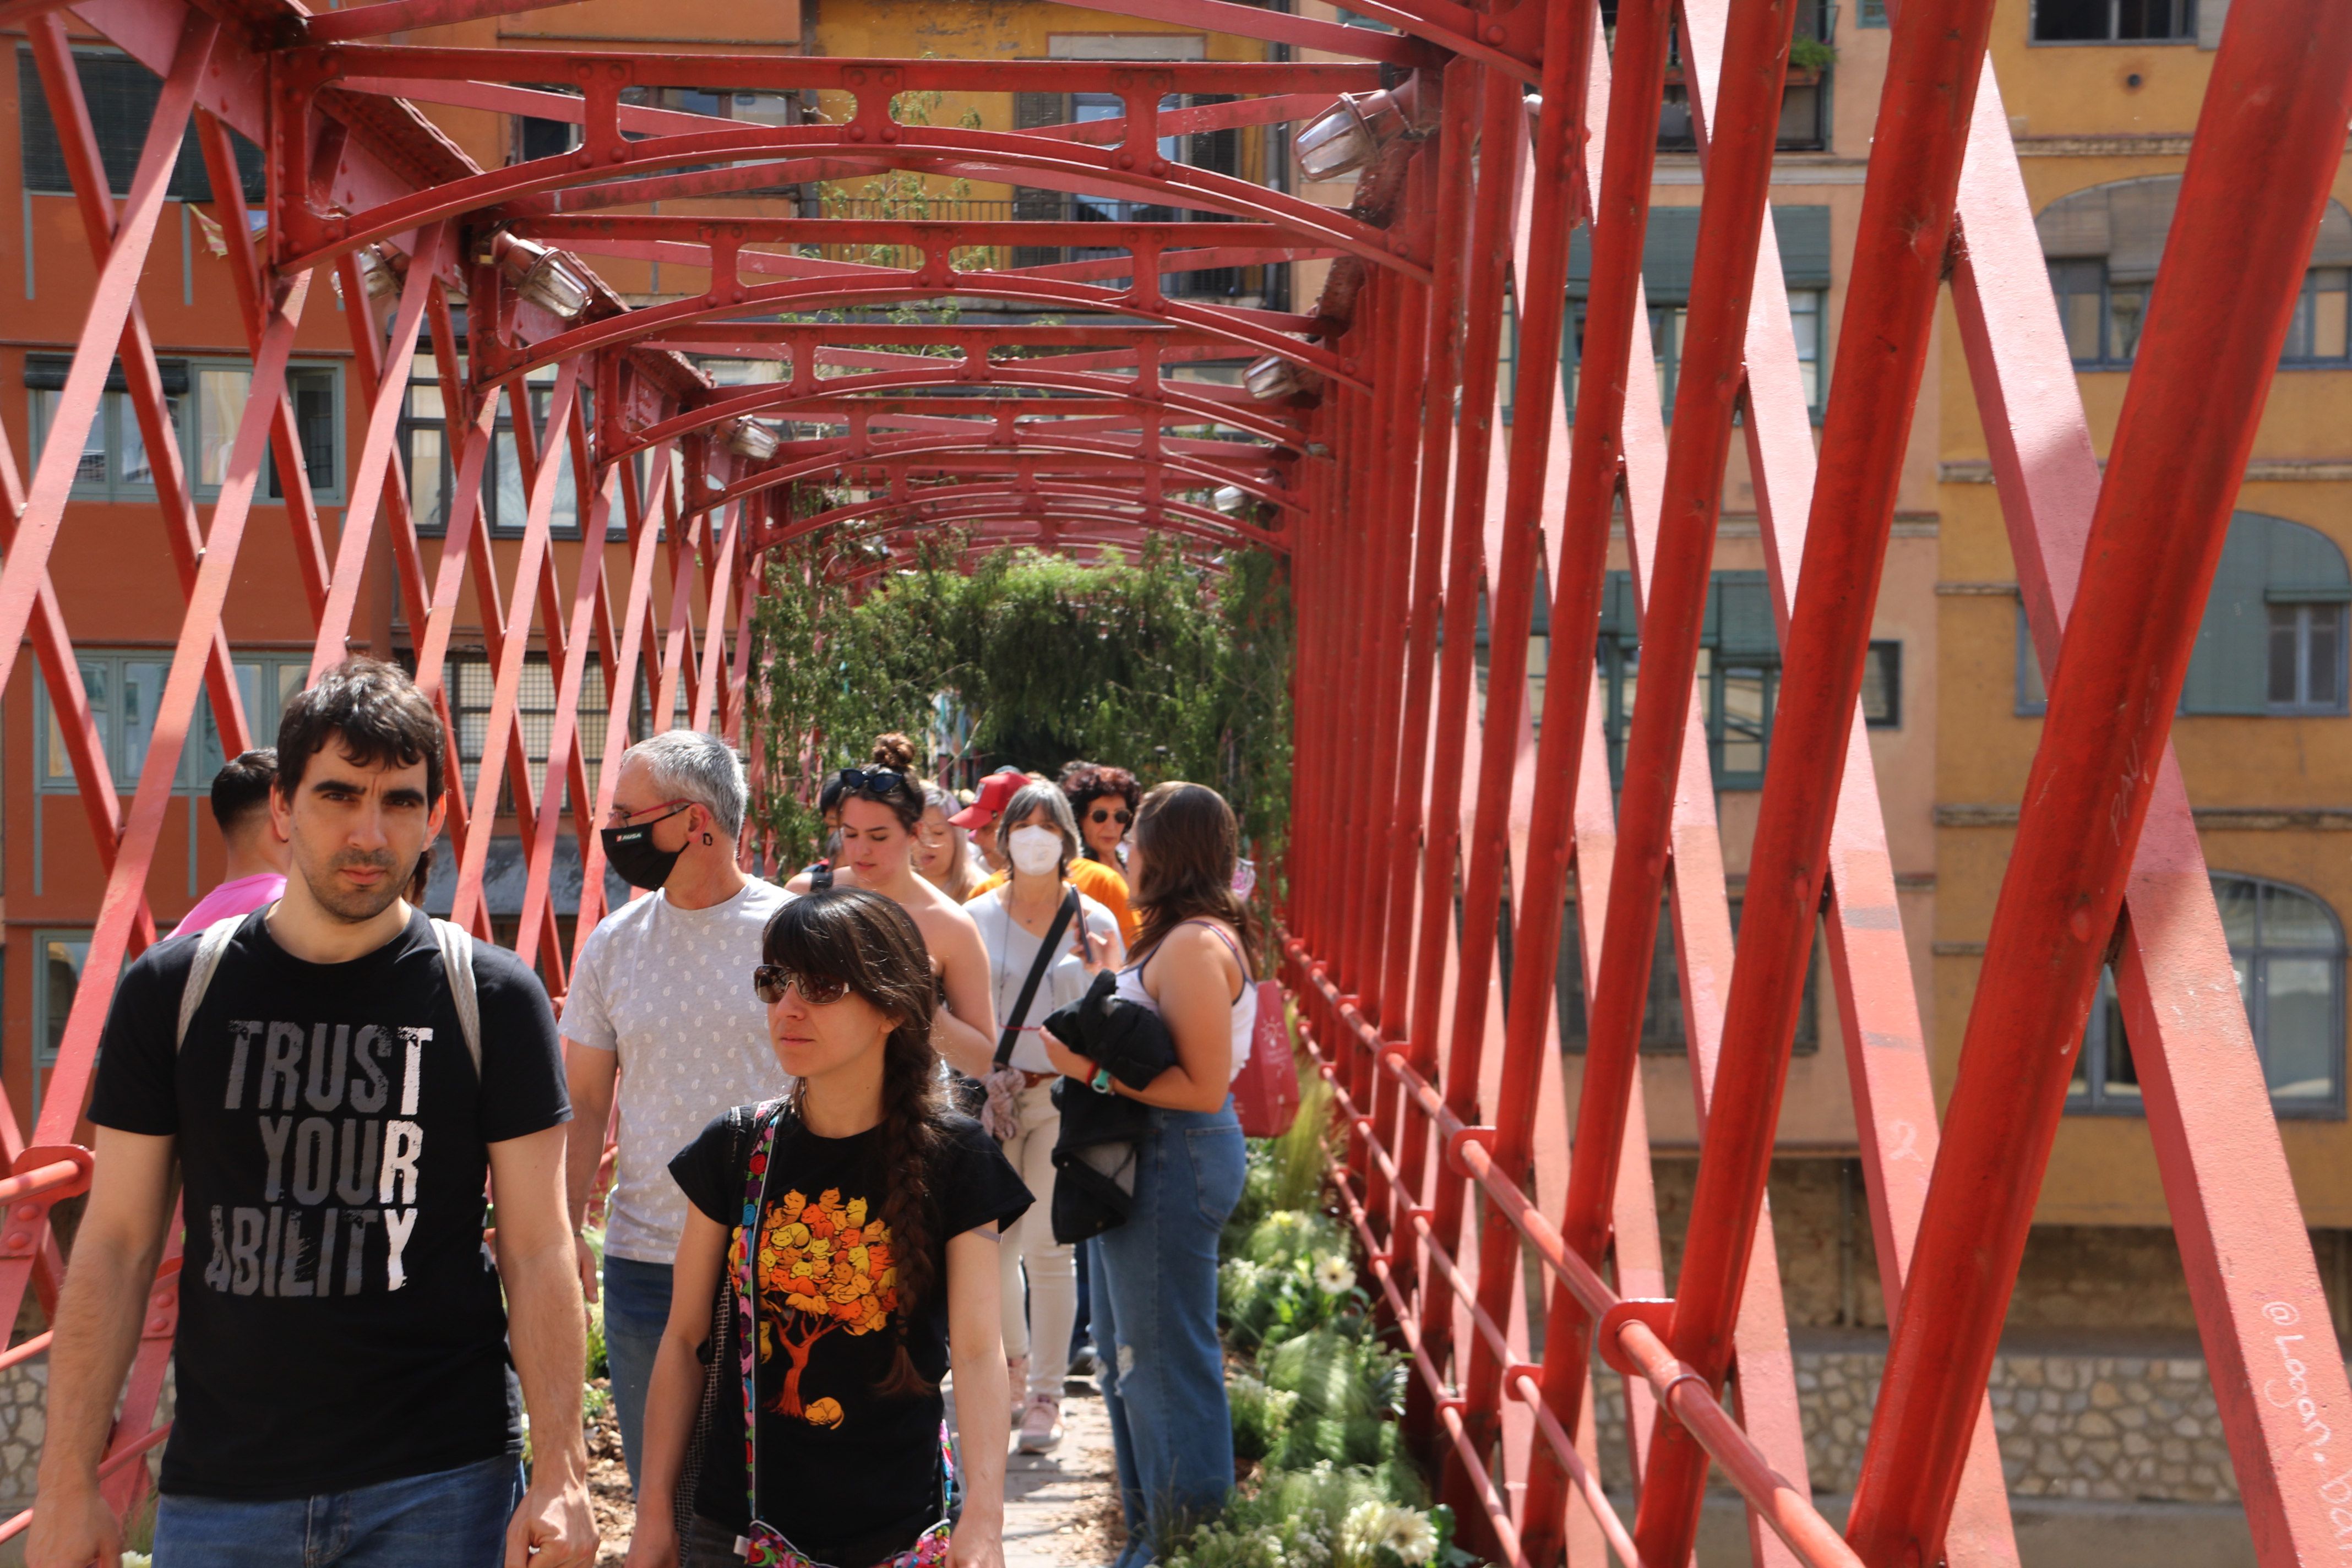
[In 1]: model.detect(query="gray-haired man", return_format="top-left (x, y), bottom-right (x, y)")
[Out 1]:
top-left (563, 730), bottom-right (791, 1491)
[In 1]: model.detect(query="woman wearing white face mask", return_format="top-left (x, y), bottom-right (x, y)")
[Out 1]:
top-left (961, 783), bottom-right (1122, 1455)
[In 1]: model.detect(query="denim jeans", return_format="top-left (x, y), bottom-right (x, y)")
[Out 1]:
top-left (605, 1251), bottom-right (676, 1494)
top-left (152, 1453), bottom-right (522, 1566)
top-left (1091, 1099), bottom-right (1246, 1568)
top-left (1070, 1239), bottom-right (1093, 1365)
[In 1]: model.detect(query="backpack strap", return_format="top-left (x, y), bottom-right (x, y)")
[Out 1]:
top-left (175, 914), bottom-right (483, 1079)
top-left (429, 917), bottom-right (484, 1081)
top-left (175, 917), bottom-right (244, 1050)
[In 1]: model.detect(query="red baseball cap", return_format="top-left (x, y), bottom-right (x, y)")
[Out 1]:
top-left (950, 770), bottom-right (1025, 828)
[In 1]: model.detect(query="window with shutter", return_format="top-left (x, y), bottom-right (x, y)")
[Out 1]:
top-left (17, 47), bottom-right (264, 201)
top-left (2181, 512), bottom-right (2351, 715)
top-left (1566, 208), bottom-right (1832, 418)
top-left (1558, 891), bottom-right (1822, 1054)
top-left (2037, 179), bottom-right (2352, 367)
top-left (1588, 569), bottom-right (1790, 790)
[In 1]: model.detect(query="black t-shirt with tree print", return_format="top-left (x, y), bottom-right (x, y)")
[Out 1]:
top-left (669, 1107), bottom-right (1031, 1561)
top-left (86, 908), bottom-right (570, 1499)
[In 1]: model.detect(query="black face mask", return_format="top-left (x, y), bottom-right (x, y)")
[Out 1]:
top-left (602, 804), bottom-right (689, 890)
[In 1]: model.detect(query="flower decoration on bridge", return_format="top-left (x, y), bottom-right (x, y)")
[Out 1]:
top-left (749, 1185), bottom-right (896, 1423)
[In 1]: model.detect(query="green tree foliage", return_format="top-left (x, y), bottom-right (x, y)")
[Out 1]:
top-left (747, 533), bottom-right (1292, 891)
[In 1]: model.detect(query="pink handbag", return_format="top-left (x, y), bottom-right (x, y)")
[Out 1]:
top-left (1232, 979), bottom-right (1301, 1138)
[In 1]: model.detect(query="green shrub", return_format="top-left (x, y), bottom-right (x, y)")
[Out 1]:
top-left (1220, 1202), bottom-right (1366, 1351)
top-left (1272, 1414), bottom-right (1395, 1471)
top-left (1169, 1464), bottom-right (1438, 1568)
top-left (1229, 1373), bottom-right (1299, 1464)
top-left (1167, 1521), bottom-right (1292, 1568)
top-left (1262, 1329), bottom-right (1406, 1425)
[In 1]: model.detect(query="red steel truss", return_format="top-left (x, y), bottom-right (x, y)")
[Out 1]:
top-left (4, 0), bottom-right (2350, 1561)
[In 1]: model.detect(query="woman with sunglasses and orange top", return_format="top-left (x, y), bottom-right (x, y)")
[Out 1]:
top-left (1060, 763), bottom-right (1140, 871)
top-left (787, 736), bottom-right (998, 1079)
top-left (626, 889), bottom-right (1031, 1568)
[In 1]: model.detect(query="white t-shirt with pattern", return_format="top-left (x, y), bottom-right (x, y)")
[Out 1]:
top-left (562, 878), bottom-right (793, 1264)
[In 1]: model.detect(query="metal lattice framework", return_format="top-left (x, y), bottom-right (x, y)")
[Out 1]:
top-left (3, 0), bottom-right (2350, 1561)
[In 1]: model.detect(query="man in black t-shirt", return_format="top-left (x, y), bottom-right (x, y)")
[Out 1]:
top-left (26, 659), bottom-right (595, 1568)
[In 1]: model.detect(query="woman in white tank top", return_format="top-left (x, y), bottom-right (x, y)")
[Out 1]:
top-left (1041, 782), bottom-right (1255, 1568)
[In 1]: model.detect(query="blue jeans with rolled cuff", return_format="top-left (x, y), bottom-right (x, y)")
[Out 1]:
top-left (1089, 1099), bottom-right (1247, 1568)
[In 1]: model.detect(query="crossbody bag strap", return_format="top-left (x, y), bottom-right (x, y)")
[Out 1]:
top-left (993, 888), bottom-right (1081, 1069)
top-left (737, 1098), bottom-right (789, 1538)
top-left (175, 917), bottom-right (245, 1050)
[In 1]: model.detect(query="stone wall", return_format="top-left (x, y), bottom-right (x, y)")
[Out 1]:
top-left (1589, 1341), bottom-right (2235, 1503)
top-left (0, 1359), bottom-right (171, 1525)
top-left (0, 1360), bottom-right (46, 1513)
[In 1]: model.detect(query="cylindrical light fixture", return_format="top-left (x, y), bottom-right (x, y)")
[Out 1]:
top-left (1292, 75), bottom-right (1430, 182)
top-left (355, 243), bottom-right (402, 301)
top-left (1245, 355), bottom-right (1311, 401)
top-left (490, 232), bottom-right (591, 321)
top-left (723, 417), bottom-right (780, 462)
top-left (1213, 483), bottom-right (1249, 513)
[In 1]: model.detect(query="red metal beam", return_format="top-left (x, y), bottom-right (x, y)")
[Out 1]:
top-left (1399, 62), bottom-right (1519, 1505)
top-left (1844, 2), bottom-right (2352, 1557)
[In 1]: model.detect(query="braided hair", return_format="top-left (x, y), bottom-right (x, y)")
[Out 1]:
top-left (761, 887), bottom-right (952, 1397)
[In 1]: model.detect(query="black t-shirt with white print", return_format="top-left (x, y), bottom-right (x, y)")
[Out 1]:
top-left (88, 907), bottom-right (571, 1499)
top-left (669, 1107), bottom-right (1031, 1564)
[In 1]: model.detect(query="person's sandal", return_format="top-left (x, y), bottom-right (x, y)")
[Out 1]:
top-left (1017, 1393), bottom-right (1064, 1453)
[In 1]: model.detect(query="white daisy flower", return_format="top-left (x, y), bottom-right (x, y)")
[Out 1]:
top-left (1382, 1508), bottom-right (1439, 1566)
top-left (1314, 1255), bottom-right (1355, 1295)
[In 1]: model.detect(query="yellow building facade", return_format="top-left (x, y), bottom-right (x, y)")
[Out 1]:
top-left (1936, 0), bottom-right (2352, 1237)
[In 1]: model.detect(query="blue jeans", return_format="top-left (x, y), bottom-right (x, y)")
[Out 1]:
top-left (604, 1252), bottom-right (675, 1495)
top-left (1070, 1240), bottom-right (1093, 1364)
top-left (153, 1453), bottom-right (522, 1566)
top-left (1091, 1101), bottom-right (1246, 1568)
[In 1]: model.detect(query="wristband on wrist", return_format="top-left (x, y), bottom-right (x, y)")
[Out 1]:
top-left (1090, 1065), bottom-right (1115, 1095)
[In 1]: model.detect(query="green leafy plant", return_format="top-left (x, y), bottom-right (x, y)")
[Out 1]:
top-left (1788, 35), bottom-right (1839, 72)
top-left (1260, 1329), bottom-right (1407, 1469)
top-left (747, 537), bottom-right (1293, 900)
top-left (1228, 1373), bottom-right (1300, 1464)
top-left (1167, 1464), bottom-right (1440, 1568)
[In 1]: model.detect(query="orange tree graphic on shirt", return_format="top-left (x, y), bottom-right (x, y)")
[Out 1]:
top-left (743, 1186), bottom-right (896, 1424)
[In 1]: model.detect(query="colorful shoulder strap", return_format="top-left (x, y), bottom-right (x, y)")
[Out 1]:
top-left (738, 1098), bottom-right (790, 1539)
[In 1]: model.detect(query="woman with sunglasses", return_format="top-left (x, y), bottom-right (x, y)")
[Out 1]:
top-left (1060, 763), bottom-right (1140, 870)
top-left (788, 737), bottom-right (998, 1079)
top-left (627, 889), bottom-right (1032, 1568)
top-left (1041, 782), bottom-right (1255, 1568)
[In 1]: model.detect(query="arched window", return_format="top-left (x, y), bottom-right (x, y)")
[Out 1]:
top-left (2037, 177), bottom-right (2352, 367)
top-left (2185, 513), bottom-right (2350, 715)
top-left (2018, 512), bottom-right (2349, 716)
top-left (2071, 873), bottom-right (2345, 1117)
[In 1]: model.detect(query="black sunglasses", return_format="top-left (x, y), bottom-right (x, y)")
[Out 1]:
top-left (753, 964), bottom-right (852, 1007)
top-left (1090, 807), bottom-right (1134, 827)
top-left (832, 767), bottom-right (907, 800)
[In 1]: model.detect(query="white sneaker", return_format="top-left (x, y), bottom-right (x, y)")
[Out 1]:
top-left (1017, 1393), bottom-right (1064, 1453)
